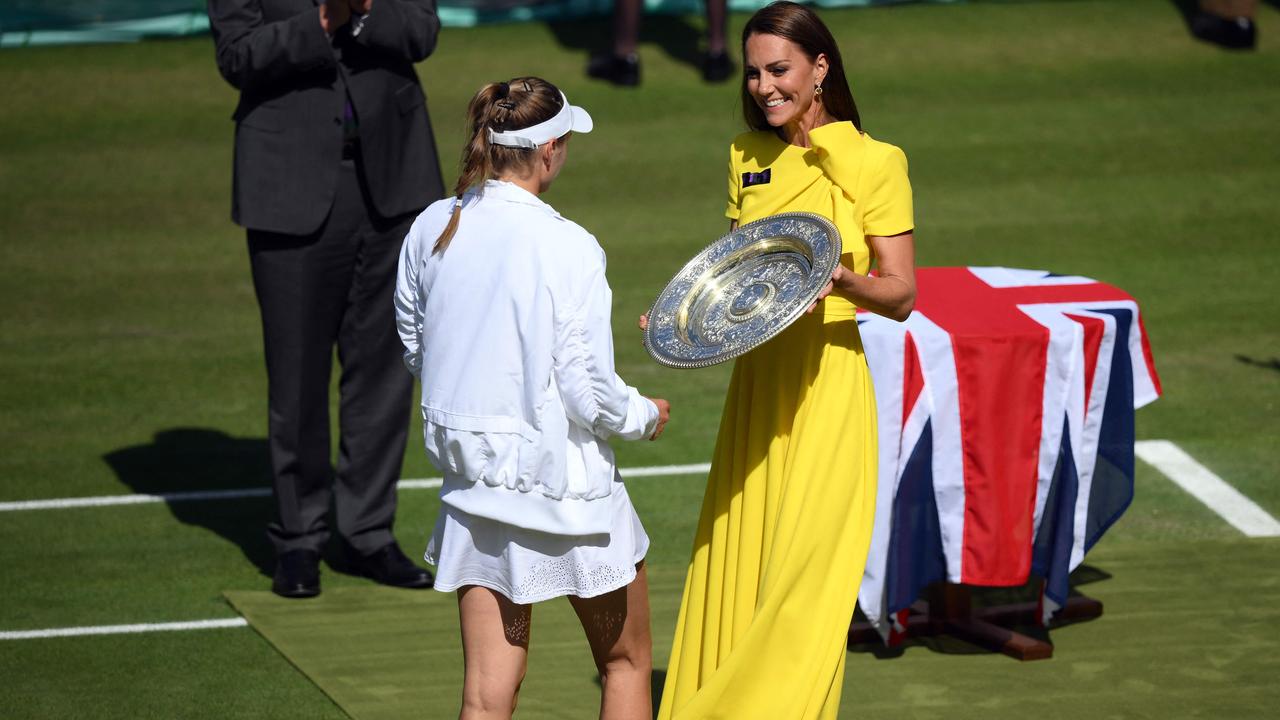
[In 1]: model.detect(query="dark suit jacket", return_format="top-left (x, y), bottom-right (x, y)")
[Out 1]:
top-left (209, 0), bottom-right (445, 235)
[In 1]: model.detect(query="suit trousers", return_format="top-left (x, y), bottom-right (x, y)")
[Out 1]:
top-left (248, 155), bottom-right (415, 556)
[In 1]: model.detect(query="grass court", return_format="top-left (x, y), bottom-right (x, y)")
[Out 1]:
top-left (1, 0), bottom-right (1278, 717)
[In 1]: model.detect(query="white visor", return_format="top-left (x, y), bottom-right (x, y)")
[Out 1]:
top-left (487, 91), bottom-right (593, 150)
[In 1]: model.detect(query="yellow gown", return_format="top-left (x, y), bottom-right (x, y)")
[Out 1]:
top-left (658, 122), bottom-right (914, 720)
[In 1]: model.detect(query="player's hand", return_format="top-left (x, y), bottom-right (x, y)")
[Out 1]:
top-left (647, 397), bottom-right (670, 441)
top-left (638, 313), bottom-right (649, 331)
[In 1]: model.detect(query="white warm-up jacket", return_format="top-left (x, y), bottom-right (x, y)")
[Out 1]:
top-left (395, 180), bottom-right (659, 536)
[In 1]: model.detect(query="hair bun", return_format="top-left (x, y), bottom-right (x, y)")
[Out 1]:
top-left (496, 81), bottom-right (511, 99)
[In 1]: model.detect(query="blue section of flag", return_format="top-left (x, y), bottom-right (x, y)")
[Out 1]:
top-left (885, 420), bottom-right (948, 615)
top-left (1084, 309), bottom-right (1137, 552)
top-left (1031, 416), bottom-right (1079, 610)
top-left (1030, 308), bottom-right (1139, 610)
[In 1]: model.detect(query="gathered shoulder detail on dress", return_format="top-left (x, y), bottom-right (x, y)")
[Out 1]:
top-left (808, 121), bottom-right (868, 199)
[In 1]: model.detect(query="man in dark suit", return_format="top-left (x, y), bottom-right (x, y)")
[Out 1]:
top-left (208, 0), bottom-right (443, 598)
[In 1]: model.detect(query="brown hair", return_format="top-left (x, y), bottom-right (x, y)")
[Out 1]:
top-left (433, 77), bottom-right (565, 253)
top-left (741, 1), bottom-right (861, 136)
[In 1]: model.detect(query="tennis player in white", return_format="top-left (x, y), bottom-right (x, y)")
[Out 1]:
top-left (395, 77), bottom-right (671, 720)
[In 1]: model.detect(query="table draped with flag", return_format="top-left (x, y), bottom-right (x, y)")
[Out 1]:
top-left (856, 267), bottom-right (1162, 641)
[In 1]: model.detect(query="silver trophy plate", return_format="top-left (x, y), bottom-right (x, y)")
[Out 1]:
top-left (644, 212), bottom-right (842, 369)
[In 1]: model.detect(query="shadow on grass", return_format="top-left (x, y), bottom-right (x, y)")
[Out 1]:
top-left (651, 668), bottom-right (666, 718)
top-left (848, 563), bottom-right (1113, 659)
top-left (1166, 0), bottom-right (1203, 26)
top-left (1235, 354), bottom-right (1280, 372)
top-left (545, 14), bottom-right (708, 75)
top-left (103, 427), bottom-right (276, 577)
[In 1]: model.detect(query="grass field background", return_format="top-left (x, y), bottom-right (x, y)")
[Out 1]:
top-left (1, 0), bottom-right (1278, 717)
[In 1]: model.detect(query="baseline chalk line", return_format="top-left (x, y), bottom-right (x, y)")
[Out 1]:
top-left (1, 618), bottom-right (248, 641)
top-left (1136, 440), bottom-right (1280, 538)
top-left (0, 463), bottom-right (712, 513)
top-left (0, 487), bottom-right (274, 511)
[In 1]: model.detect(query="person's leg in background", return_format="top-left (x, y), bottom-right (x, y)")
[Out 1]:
top-left (331, 194), bottom-right (431, 588)
top-left (587, 0), bottom-right (735, 86)
top-left (250, 156), bottom-right (430, 598)
top-left (702, 0), bottom-right (733, 82)
top-left (249, 163), bottom-right (364, 598)
top-left (1191, 0), bottom-right (1259, 49)
top-left (588, 0), bottom-right (643, 86)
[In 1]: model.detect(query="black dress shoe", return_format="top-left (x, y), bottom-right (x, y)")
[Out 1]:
top-left (272, 549), bottom-right (320, 599)
top-left (1190, 11), bottom-right (1257, 50)
top-left (349, 542), bottom-right (433, 589)
top-left (702, 51), bottom-right (734, 83)
top-left (587, 52), bottom-right (641, 87)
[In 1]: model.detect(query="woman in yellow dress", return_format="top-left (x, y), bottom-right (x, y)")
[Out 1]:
top-left (656, 3), bottom-right (917, 718)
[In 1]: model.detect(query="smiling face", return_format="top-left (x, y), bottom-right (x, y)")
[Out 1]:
top-left (744, 32), bottom-right (828, 129)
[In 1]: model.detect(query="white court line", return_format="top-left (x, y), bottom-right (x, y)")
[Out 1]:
top-left (1136, 440), bottom-right (1280, 538)
top-left (0, 618), bottom-right (248, 641)
top-left (0, 487), bottom-right (273, 511)
top-left (0, 464), bottom-right (716, 640)
top-left (0, 463), bottom-right (712, 512)
top-left (5, 447), bottom-right (1277, 640)
top-left (620, 462), bottom-right (712, 478)
top-left (396, 478), bottom-right (443, 491)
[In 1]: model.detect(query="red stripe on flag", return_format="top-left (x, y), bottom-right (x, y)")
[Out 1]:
top-left (952, 332), bottom-right (1045, 584)
top-left (882, 268), bottom-right (1161, 588)
top-left (913, 268), bottom-right (1047, 585)
top-left (1067, 314), bottom-right (1107, 409)
top-left (902, 332), bottom-right (923, 429)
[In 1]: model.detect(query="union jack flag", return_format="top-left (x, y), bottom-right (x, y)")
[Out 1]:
top-left (856, 267), bottom-right (1161, 641)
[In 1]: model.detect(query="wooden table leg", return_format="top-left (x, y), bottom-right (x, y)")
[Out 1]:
top-left (848, 583), bottom-right (1104, 661)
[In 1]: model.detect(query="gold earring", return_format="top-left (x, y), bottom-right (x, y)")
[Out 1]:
top-left (814, 84), bottom-right (824, 96)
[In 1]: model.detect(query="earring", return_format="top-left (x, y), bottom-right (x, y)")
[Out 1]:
top-left (814, 84), bottom-right (824, 96)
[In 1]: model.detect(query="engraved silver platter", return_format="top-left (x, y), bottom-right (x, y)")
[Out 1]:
top-left (644, 212), bottom-right (842, 369)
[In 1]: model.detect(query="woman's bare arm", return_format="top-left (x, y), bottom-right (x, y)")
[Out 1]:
top-left (829, 231), bottom-right (916, 321)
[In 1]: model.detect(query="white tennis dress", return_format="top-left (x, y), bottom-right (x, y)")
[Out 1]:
top-left (395, 180), bottom-right (659, 604)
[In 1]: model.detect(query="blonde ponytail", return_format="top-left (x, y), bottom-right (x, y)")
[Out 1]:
top-left (433, 78), bottom-right (565, 254)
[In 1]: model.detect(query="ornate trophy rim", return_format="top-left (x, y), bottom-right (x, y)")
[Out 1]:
top-left (643, 211), bottom-right (843, 369)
